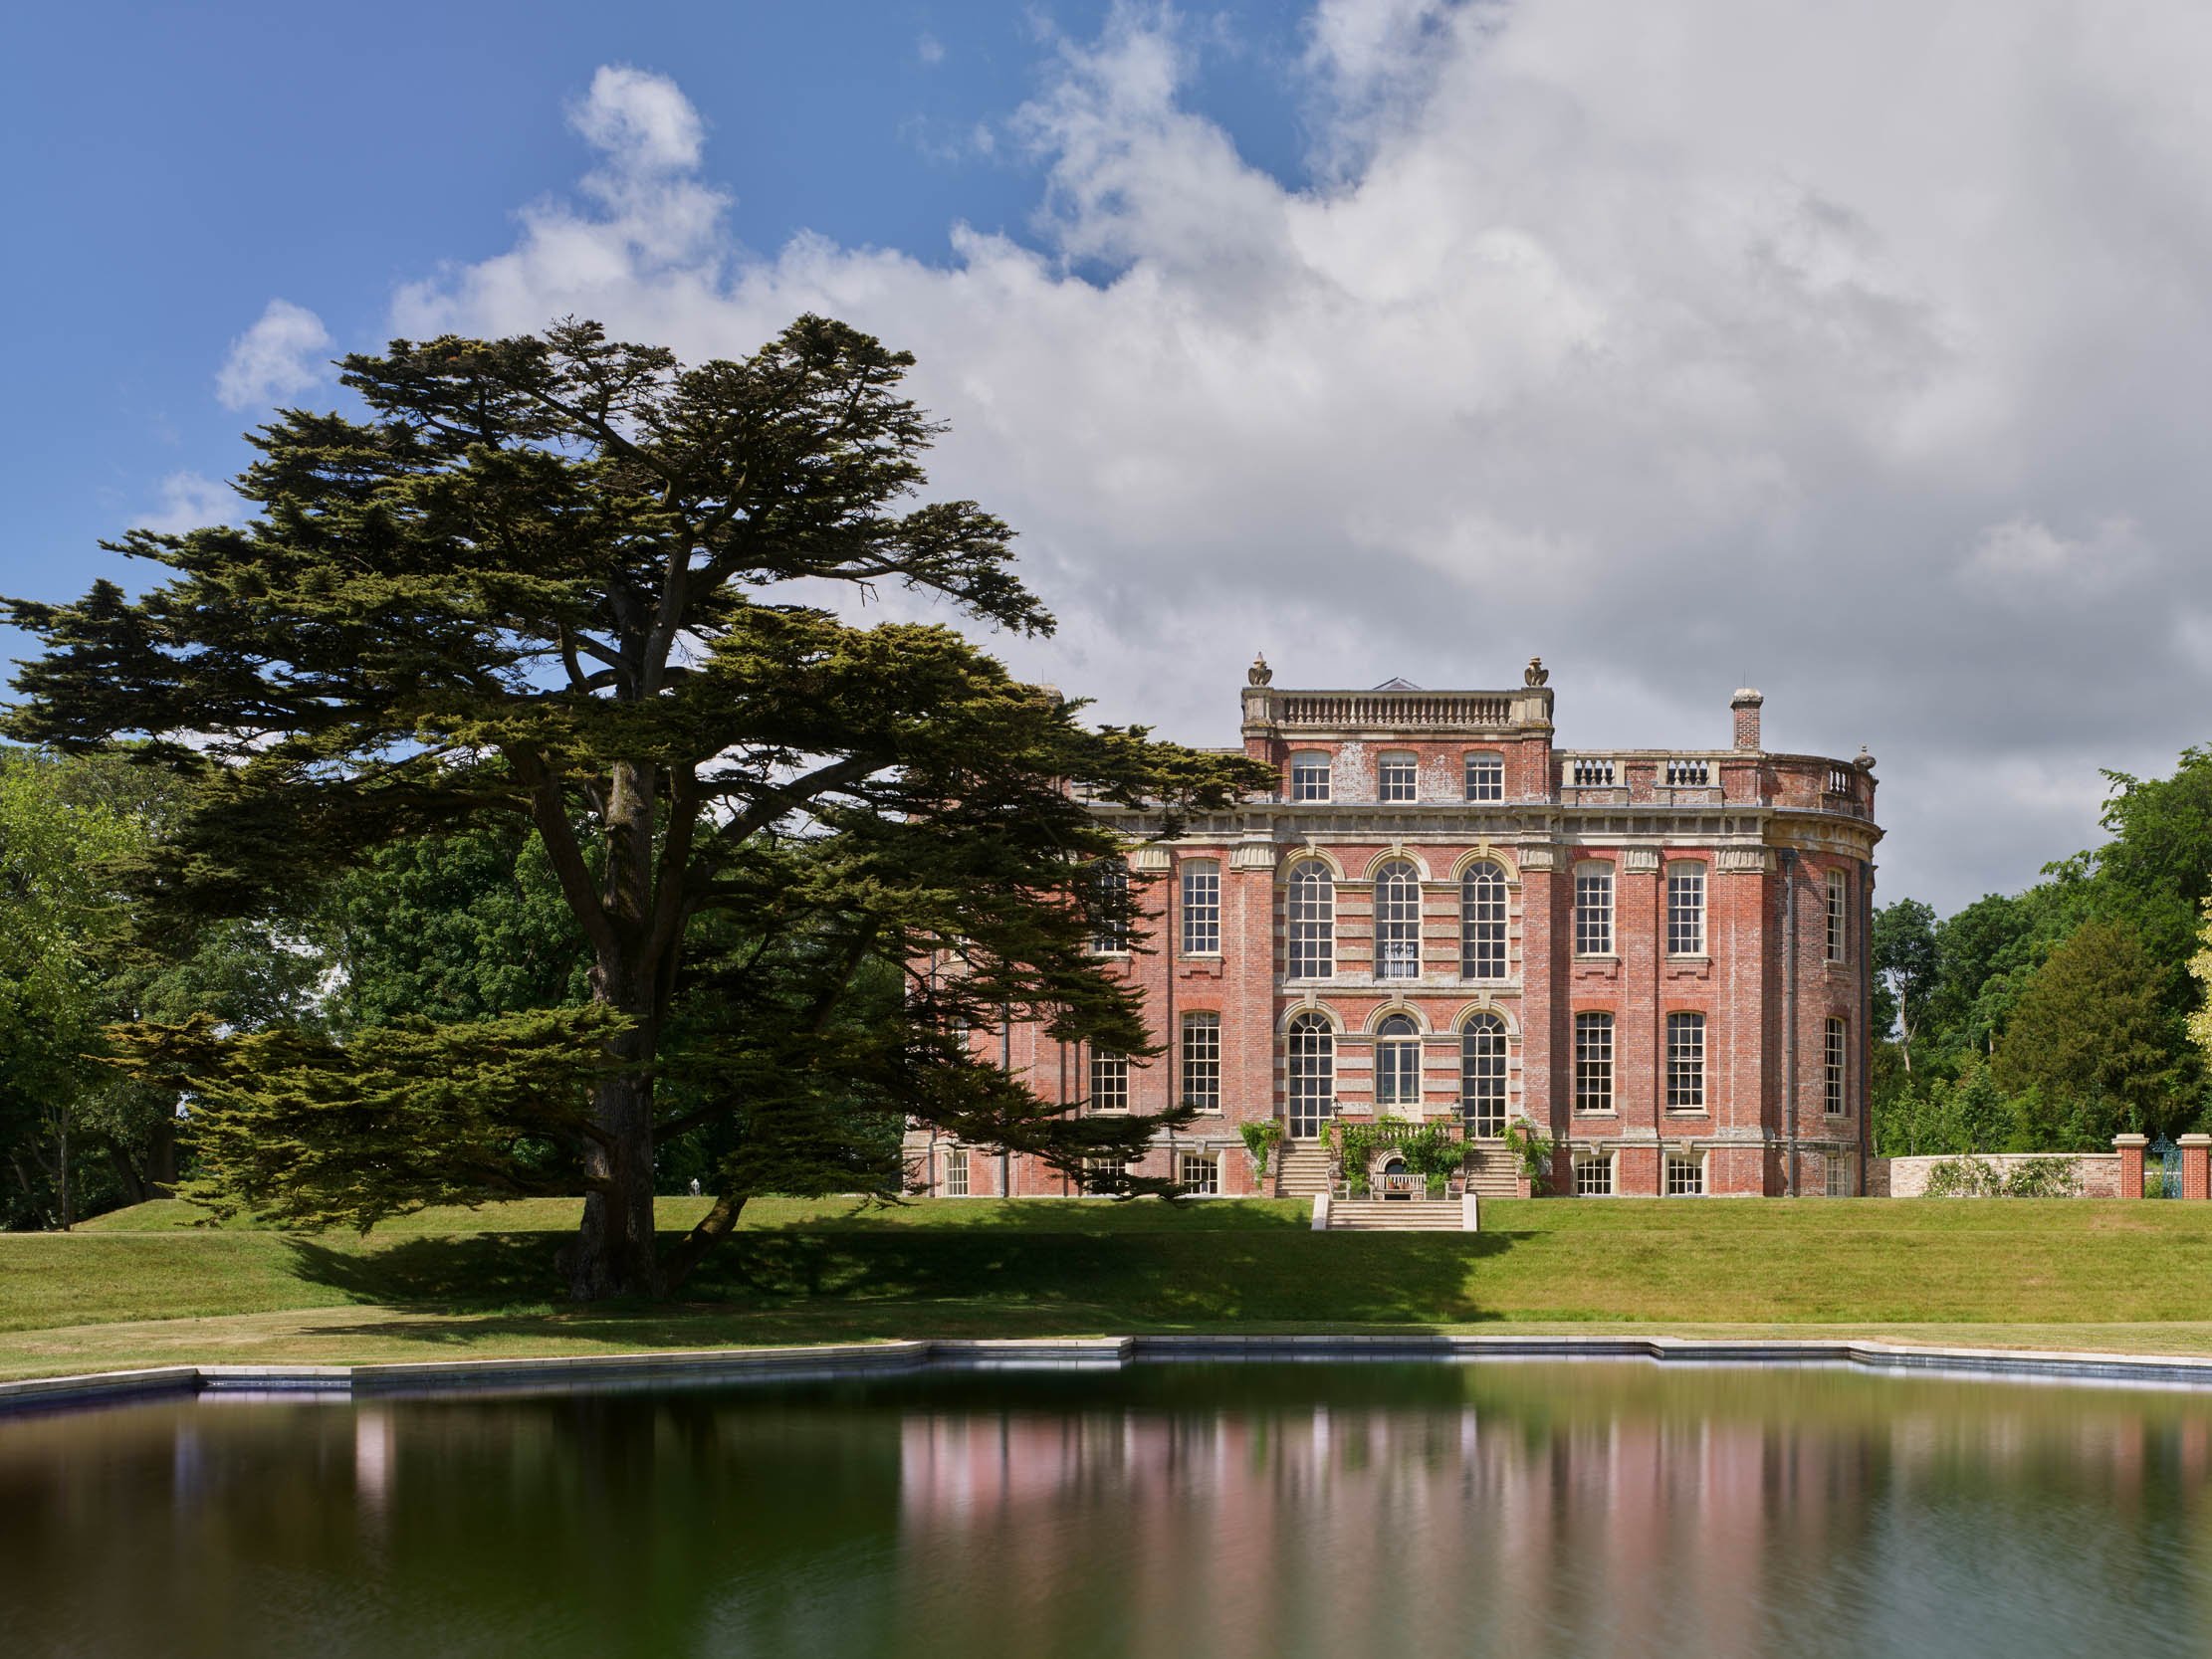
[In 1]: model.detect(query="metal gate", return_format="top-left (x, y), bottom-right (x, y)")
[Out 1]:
top-left (2150, 1135), bottom-right (2181, 1198)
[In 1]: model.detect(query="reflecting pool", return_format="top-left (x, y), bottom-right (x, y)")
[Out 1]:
top-left (5, 1361), bottom-right (2212, 1657)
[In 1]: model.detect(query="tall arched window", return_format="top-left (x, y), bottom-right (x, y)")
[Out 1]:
top-left (1375, 1012), bottom-right (1422, 1110)
top-left (1288, 862), bottom-right (1335, 979)
top-left (1374, 859), bottom-right (1422, 980)
top-left (1462, 1013), bottom-right (1507, 1137)
top-left (1287, 1011), bottom-right (1335, 1137)
top-left (1460, 860), bottom-right (1507, 980)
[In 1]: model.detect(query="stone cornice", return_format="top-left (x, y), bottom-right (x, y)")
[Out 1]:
top-left (1100, 799), bottom-right (1881, 858)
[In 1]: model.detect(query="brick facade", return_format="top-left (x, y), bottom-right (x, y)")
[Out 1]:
top-left (909, 664), bottom-right (1881, 1198)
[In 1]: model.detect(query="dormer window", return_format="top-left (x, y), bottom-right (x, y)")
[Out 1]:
top-left (1291, 751), bottom-right (1332, 802)
top-left (1378, 752), bottom-right (1418, 802)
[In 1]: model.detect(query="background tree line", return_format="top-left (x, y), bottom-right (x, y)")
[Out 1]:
top-left (1873, 746), bottom-right (2212, 1155)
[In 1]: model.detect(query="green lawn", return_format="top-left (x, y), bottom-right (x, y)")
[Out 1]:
top-left (9, 1195), bottom-right (2212, 1382)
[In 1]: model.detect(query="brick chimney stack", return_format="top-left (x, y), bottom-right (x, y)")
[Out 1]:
top-left (1731, 688), bottom-right (1764, 750)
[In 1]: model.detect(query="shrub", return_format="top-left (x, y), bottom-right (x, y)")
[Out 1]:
top-left (1921, 1155), bottom-right (2003, 1197)
top-left (1920, 1154), bottom-right (2084, 1197)
top-left (1238, 1122), bottom-right (1284, 1183)
top-left (2001, 1157), bottom-right (2082, 1197)
top-left (1503, 1118), bottom-right (1555, 1193)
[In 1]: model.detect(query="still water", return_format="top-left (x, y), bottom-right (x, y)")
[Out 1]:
top-left (4, 1360), bottom-right (2211, 1658)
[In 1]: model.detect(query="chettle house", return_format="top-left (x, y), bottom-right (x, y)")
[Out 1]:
top-left (911, 658), bottom-right (1880, 1201)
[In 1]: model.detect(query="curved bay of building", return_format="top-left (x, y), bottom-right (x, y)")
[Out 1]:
top-left (911, 665), bottom-right (1880, 1200)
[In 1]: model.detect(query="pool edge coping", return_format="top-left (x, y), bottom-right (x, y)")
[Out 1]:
top-left (14, 1333), bottom-right (2212, 1412)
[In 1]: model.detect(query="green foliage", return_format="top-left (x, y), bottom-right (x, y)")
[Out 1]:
top-left (1238, 1121), bottom-right (1284, 1183)
top-left (1919, 1154), bottom-right (2083, 1198)
top-left (1920, 1155), bottom-right (2004, 1197)
top-left (1872, 898), bottom-right (1939, 1066)
top-left (1873, 744), bottom-right (2212, 1155)
top-left (106, 1007), bottom-right (630, 1231)
top-left (0, 747), bottom-right (322, 1226)
top-left (1503, 1117), bottom-right (1555, 1190)
top-left (3, 316), bottom-right (1272, 1294)
top-left (1875, 1050), bottom-right (2128, 1157)
top-left (2001, 1157), bottom-right (2084, 1198)
top-left (2092, 748), bottom-right (2212, 978)
top-left (1331, 1117), bottom-right (1464, 1196)
top-left (2187, 899), bottom-right (2212, 1075)
top-left (328, 828), bottom-right (591, 1028)
top-left (1995, 921), bottom-right (2174, 1138)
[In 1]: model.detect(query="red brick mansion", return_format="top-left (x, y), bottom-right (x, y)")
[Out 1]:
top-left (914, 658), bottom-right (1880, 1201)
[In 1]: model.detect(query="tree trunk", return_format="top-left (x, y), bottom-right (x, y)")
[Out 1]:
top-left (149, 1115), bottom-right (176, 1196)
top-left (555, 747), bottom-right (669, 1299)
top-left (565, 912), bottom-right (665, 1300)
top-left (567, 1069), bottom-right (660, 1299)
top-left (660, 1189), bottom-right (750, 1293)
top-left (106, 1143), bottom-right (149, 1208)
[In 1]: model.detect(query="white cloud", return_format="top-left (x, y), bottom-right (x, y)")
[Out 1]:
top-left (567, 65), bottom-right (706, 173)
top-left (388, 2), bottom-right (2212, 910)
top-left (214, 299), bottom-right (332, 411)
top-left (918, 33), bottom-right (947, 67)
top-left (136, 471), bottom-right (241, 535)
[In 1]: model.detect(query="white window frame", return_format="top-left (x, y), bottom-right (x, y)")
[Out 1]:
top-left (1288, 861), bottom-right (1335, 980)
top-left (1461, 1013), bottom-right (1507, 1138)
top-left (1574, 1012), bottom-right (1614, 1114)
top-left (1665, 862), bottom-right (1706, 957)
top-left (1178, 1151), bottom-right (1219, 1195)
top-left (1665, 1011), bottom-right (1705, 1112)
top-left (1461, 860), bottom-right (1507, 981)
top-left (1089, 858), bottom-right (1130, 954)
top-left (1374, 1013), bottom-right (1422, 1111)
top-left (1182, 1013), bottom-right (1220, 1114)
top-left (1574, 1151), bottom-right (1615, 1196)
top-left (1825, 1017), bottom-right (1847, 1116)
top-left (1665, 1153), bottom-right (1705, 1196)
top-left (1826, 1155), bottom-right (1850, 1197)
top-left (1089, 1051), bottom-right (1130, 1114)
top-left (1463, 751), bottom-right (1503, 802)
top-left (1378, 751), bottom-right (1419, 802)
top-left (944, 1147), bottom-right (970, 1197)
top-left (1287, 1011), bottom-right (1335, 1137)
top-left (1373, 859), bottom-right (1423, 980)
top-left (1826, 867), bottom-right (1849, 963)
top-left (1290, 750), bottom-right (1333, 802)
top-left (1574, 862), bottom-right (1615, 957)
top-left (1181, 860), bottom-right (1220, 955)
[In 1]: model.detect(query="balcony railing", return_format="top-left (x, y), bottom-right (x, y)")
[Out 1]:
top-left (1271, 692), bottom-right (1517, 728)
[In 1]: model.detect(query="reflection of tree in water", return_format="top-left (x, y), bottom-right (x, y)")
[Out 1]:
top-left (0, 1366), bottom-right (2206, 1657)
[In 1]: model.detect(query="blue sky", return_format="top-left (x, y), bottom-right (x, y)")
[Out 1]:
top-left (10, 0), bottom-right (2212, 911)
top-left (0, 1), bottom-right (1309, 607)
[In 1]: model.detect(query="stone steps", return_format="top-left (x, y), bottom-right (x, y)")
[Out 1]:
top-left (1275, 1143), bottom-right (1332, 1198)
top-left (1461, 1141), bottom-right (1522, 1198)
top-left (1325, 1198), bottom-right (1472, 1232)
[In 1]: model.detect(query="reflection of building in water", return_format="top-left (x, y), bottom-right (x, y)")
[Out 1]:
top-left (895, 1397), bottom-right (1886, 1658)
top-left (896, 1387), bottom-right (2212, 1656)
top-left (898, 1406), bottom-right (2212, 1659)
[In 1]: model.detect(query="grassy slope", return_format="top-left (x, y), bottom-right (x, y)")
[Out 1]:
top-left (10, 1196), bottom-right (2212, 1381)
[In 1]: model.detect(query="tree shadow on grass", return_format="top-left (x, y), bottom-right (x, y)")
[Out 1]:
top-left (284, 1226), bottom-right (1528, 1329)
top-left (283, 1233), bottom-right (568, 1310)
top-left (768, 1197), bottom-right (1315, 1233)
